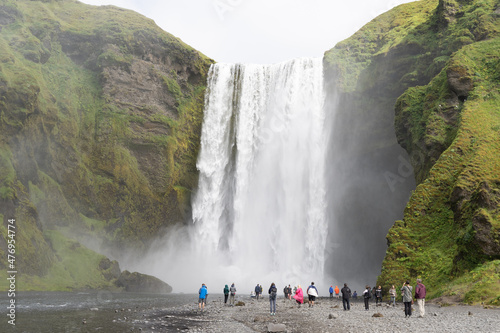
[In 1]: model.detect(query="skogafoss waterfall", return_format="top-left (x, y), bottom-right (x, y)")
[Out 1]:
top-left (190, 58), bottom-right (329, 291)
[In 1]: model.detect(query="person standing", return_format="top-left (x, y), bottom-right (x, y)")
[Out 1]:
top-left (329, 285), bottom-right (334, 299)
top-left (389, 285), bottom-right (396, 307)
top-left (229, 283), bottom-right (237, 306)
top-left (334, 285), bottom-right (340, 299)
top-left (287, 285), bottom-right (292, 300)
top-left (269, 282), bottom-right (278, 315)
top-left (283, 285), bottom-right (289, 301)
top-left (198, 283), bottom-right (208, 311)
top-left (375, 286), bottom-right (383, 306)
top-left (415, 279), bottom-right (426, 317)
top-left (307, 282), bottom-right (319, 307)
top-left (363, 285), bottom-right (371, 310)
top-left (255, 284), bottom-right (261, 300)
top-left (293, 285), bottom-right (304, 308)
top-left (401, 281), bottom-right (413, 318)
top-left (223, 284), bottom-right (229, 305)
top-left (341, 283), bottom-right (352, 311)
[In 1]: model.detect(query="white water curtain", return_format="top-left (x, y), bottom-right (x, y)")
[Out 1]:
top-left (191, 58), bottom-right (329, 290)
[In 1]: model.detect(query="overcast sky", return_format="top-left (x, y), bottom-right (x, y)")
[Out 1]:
top-left (79, 0), bottom-right (416, 64)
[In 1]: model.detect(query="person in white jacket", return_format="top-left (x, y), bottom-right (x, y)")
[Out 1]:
top-left (307, 282), bottom-right (319, 307)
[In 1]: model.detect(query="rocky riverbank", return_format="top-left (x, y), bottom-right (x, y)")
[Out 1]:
top-left (130, 296), bottom-right (500, 332)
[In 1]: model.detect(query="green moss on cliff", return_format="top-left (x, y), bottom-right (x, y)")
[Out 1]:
top-left (0, 0), bottom-right (212, 290)
top-left (0, 147), bottom-right (15, 199)
top-left (324, 0), bottom-right (500, 304)
top-left (324, 0), bottom-right (498, 95)
top-left (379, 26), bottom-right (500, 304)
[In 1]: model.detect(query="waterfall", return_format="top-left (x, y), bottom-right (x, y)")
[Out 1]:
top-left (190, 58), bottom-right (329, 290)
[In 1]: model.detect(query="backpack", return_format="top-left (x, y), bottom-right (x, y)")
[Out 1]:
top-left (270, 287), bottom-right (277, 299)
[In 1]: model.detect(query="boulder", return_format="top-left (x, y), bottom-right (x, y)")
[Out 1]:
top-left (267, 323), bottom-right (286, 332)
top-left (98, 258), bottom-right (121, 281)
top-left (115, 270), bottom-right (172, 293)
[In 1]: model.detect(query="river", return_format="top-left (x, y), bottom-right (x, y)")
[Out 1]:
top-left (8, 291), bottom-right (201, 332)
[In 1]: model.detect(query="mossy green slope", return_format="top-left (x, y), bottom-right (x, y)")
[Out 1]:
top-left (324, 0), bottom-right (499, 304)
top-left (383, 33), bottom-right (500, 305)
top-left (0, 0), bottom-right (213, 290)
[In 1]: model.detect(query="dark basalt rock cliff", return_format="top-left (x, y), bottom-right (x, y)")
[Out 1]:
top-left (0, 0), bottom-right (212, 290)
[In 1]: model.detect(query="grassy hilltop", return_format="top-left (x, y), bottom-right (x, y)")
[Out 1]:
top-left (0, 0), bottom-right (212, 290)
top-left (324, 0), bottom-right (499, 305)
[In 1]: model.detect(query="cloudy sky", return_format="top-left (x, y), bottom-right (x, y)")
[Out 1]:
top-left (79, 0), bottom-right (416, 64)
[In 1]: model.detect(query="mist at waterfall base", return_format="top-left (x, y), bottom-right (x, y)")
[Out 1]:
top-left (133, 57), bottom-right (415, 295)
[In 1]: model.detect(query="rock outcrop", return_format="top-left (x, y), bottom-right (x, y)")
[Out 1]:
top-left (115, 270), bottom-right (172, 294)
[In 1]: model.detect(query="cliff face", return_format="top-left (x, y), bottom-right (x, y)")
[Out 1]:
top-left (0, 0), bottom-right (212, 289)
top-left (325, 0), bottom-right (499, 304)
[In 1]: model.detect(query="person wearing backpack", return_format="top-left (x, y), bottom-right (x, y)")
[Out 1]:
top-left (223, 284), bottom-right (229, 305)
top-left (363, 285), bottom-right (371, 310)
top-left (401, 280), bottom-right (413, 318)
top-left (415, 279), bottom-right (426, 317)
top-left (341, 283), bottom-right (352, 311)
top-left (283, 285), bottom-right (289, 301)
top-left (269, 282), bottom-right (278, 315)
top-left (229, 283), bottom-right (236, 305)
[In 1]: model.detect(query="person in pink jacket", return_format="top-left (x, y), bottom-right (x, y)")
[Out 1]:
top-left (293, 285), bottom-right (304, 308)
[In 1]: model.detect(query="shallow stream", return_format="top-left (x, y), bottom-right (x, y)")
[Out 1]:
top-left (6, 291), bottom-right (198, 332)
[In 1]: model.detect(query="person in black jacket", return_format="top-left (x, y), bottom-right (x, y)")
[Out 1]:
top-left (363, 285), bottom-right (371, 310)
top-left (341, 283), bottom-right (352, 311)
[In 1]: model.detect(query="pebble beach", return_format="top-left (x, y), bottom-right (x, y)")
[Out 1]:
top-left (133, 296), bottom-right (500, 332)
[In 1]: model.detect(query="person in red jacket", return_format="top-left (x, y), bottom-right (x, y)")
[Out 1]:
top-left (334, 285), bottom-right (340, 299)
top-left (415, 278), bottom-right (426, 317)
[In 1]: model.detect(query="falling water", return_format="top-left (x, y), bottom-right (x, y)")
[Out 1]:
top-left (190, 58), bottom-right (329, 290)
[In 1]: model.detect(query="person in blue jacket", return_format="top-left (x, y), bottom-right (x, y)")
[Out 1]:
top-left (198, 283), bottom-right (208, 310)
top-left (329, 285), bottom-right (334, 299)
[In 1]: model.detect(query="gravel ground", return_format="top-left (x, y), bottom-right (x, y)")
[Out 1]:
top-left (131, 297), bottom-right (500, 333)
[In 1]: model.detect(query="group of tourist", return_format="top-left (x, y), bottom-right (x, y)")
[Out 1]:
top-left (198, 278), bottom-right (426, 318)
top-left (362, 279), bottom-right (427, 318)
top-left (328, 285), bottom-right (340, 298)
